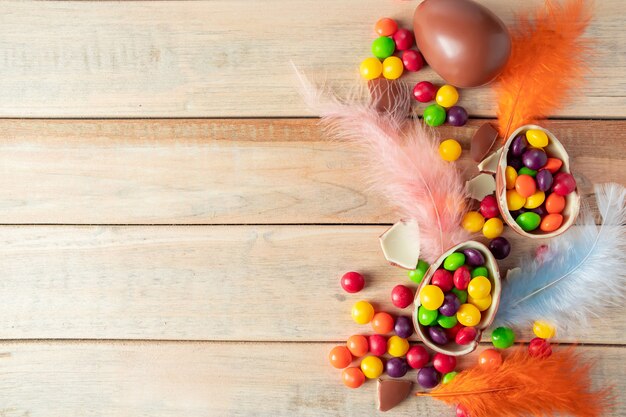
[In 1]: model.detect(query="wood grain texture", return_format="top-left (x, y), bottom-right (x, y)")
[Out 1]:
top-left (0, 0), bottom-right (624, 117)
top-left (0, 224), bottom-right (622, 343)
top-left (0, 341), bottom-right (621, 417)
top-left (0, 119), bottom-right (623, 224)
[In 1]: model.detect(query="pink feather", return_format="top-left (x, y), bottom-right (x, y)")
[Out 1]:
top-left (294, 69), bottom-right (470, 262)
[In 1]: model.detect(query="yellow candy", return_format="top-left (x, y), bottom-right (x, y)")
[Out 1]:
top-left (439, 139), bottom-right (462, 162)
top-left (506, 189), bottom-right (526, 211)
top-left (524, 190), bottom-right (546, 209)
top-left (351, 301), bottom-right (375, 324)
top-left (533, 320), bottom-right (556, 339)
top-left (482, 217), bottom-right (503, 239)
top-left (420, 285), bottom-right (445, 310)
top-left (468, 293), bottom-right (492, 311)
top-left (359, 57), bottom-right (383, 80)
top-left (526, 129), bottom-right (549, 148)
top-left (468, 276), bottom-right (491, 299)
top-left (435, 85), bottom-right (459, 108)
top-left (382, 56), bottom-right (403, 80)
top-left (505, 166), bottom-right (518, 190)
top-left (457, 303), bottom-right (481, 327)
top-left (360, 355), bottom-right (384, 378)
top-left (387, 336), bottom-right (410, 357)
top-left (462, 211), bottom-right (485, 233)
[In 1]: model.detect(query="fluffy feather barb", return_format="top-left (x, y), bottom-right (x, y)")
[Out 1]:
top-left (294, 69), bottom-right (469, 262)
top-left (495, 183), bottom-right (626, 330)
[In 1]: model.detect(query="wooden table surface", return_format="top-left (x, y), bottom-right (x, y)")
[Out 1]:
top-left (0, 1), bottom-right (624, 416)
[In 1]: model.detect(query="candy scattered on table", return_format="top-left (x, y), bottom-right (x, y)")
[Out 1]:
top-left (372, 36), bottom-right (395, 59)
top-left (433, 353), bottom-right (457, 374)
top-left (329, 346), bottom-right (353, 369)
top-left (417, 365), bottom-right (441, 389)
top-left (413, 81), bottom-right (437, 103)
top-left (439, 139), bottom-right (462, 162)
top-left (359, 57), bottom-right (383, 80)
top-left (372, 311), bottom-right (395, 334)
top-left (361, 356), bottom-right (384, 379)
top-left (406, 345), bottom-right (429, 369)
top-left (491, 326), bottom-right (516, 349)
top-left (442, 371), bottom-right (458, 384)
top-left (435, 85), bottom-right (459, 108)
top-left (446, 106), bottom-right (468, 127)
top-left (375, 17), bottom-right (398, 37)
top-left (478, 348), bottom-right (503, 369)
top-left (386, 357), bottom-right (409, 378)
top-left (402, 50), bottom-right (424, 72)
top-left (391, 285), bottom-right (414, 309)
top-left (392, 28), bottom-right (414, 50)
top-left (352, 300), bottom-right (375, 324)
top-left (533, 320), bottom-right (556, 339)
top-left (387, 335), bottom-right (410, 357)
top-left (347, 334), bottom-right (369, 357)
top-left (340, 271), bottom-right (365, 293)
top-left (408, 259), bottom-right (430, 284)
top-left (528, 337), bottom-right (552, 358)
top-left (394, 315), bottom-right (414, 339)
top-left (382, 56), bottom-right (403, 80)
top-left (342, 367), bottom-right (365, 388)
top-left (369, 334), bottom-right (387, 356)
top-left (423, 104), bottom-right (447, 126)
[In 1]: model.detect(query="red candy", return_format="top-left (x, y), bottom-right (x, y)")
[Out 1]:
top-left (369, 334), bottom-right (387, 356)
top-left (433, 353), bottom-right (457, 374)
top-left (392, 28), bottom-right (414, 50)
top-left (431, 269), bottom-right (454, 292)
top-left (528, 337), bottom-right (552, 358)
top-left (413, 81), bottom-right (437, 102)
top-left (402, 50), bottom-right (424, 72)
top-left (391, 285), bottom-right (414, 309)
top-left (453, 266), bottom-right (471, 290)
top-left (340, 271), bottom-right (365, 293)
top-left (456, 404), bottom-right (470, 417)
top-left (553, 172), bottom-right (577, 196)
top-left (406, 345), bottom-right (429, 369)
top-left (446, 322), bottom-right (464, 340)
top-left (543, 157), bottom-right (563, 174)
top-left (480, 195), bottom-right (499, 219)
top-left (455, 327), bottom-right (478, 345)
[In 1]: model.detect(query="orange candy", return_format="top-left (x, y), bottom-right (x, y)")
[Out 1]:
top-left (545, 193), bottom-right (566, 214)
top-left (543, 158), bottom-right (563, 174)
top-left (347, 335), bottom-right (369, 357)
top-left (478, 348), bottom-right (503, 369)
top-left (515, 174), bottom-right (536, 198)
top-left (540, 213), bottom-right (564, 232)
top-left (342, 367), bottom-right (366, 388)
top-left (371, 312), bottom-right (395, 334)
top-left (329, 346), bottom-right (353, 369)
top-left (375, 17), bottom-right (398, 36)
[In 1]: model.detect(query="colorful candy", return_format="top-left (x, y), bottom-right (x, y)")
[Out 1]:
top-left (394, 315), bottom-right (414, 339)
top-left (431, 269), bottom-right (454, 292)
top-left (533, 320), bottom-right (556, 339)
top-left (443, 371), bottom-right (458, 384)
top-left (387, 336), bottom-right (410, 357)
top-left (433, 353), bottom-right (457, 374)
top-left (468, 293), bottom-right (492, 311)
top-left (479, 195), bottom-right (499, 219)
top-left (455, 326), bottom-right (477, 345)
top-left (391, 285), bottom-right (414, 308)
top-left (392, 28), bottom-right (414, 50)
top-left (552, 172), bottom-right (577, 196)
top-left (437, 313), bottom-right (458, 329)
top-left (522, 148), bottom-right (548, 170)
top-left (471, 266), bottom-right (489, 278)
top-left (439, 139), bottom-right (462, 162)
top-left (359, 57), bottom-right (383, 80)
top-left (510, 134), bottom-right (528, 156)
top-left (401, 50), bottom-right (424, 72)
top-left (523, 190), bottom-right (545, 209)
top-left (329, 346), bottom-right (352, 369)
top-left (478, 349), bottom-right (503, 369)
top-left (423, 104), bottom-right (447, 126)
top-left (435, 85), bottom-right (459, 108)
top-left (428, 326), bottom-right (449, 345)
top-left (543, 157), bottom-right (563, 173)
top-left (451, 288), bottom-right (468, 304)
top-left (468, 276), bottom-right (491, 299)
top-left (408, 260), bottom-right (430, 284)
top-left (351, 300), bottom-right (375, 324)
top-left (418, 305), bottom-right (439, 326)
top-left (443, 252), bottom-right (465, 271)
top-left (456, 303), bottom-right (481, 326)
top-left (340, 271), bottom-right (365, 293)
top-left (413, 81), bottom-right (437, 102)
top-left (463, 248), bottom-right (485, 267)
top-left (420, 285), bottom-right (445, 310)
top-left (347, 335), bottom-right (369, 357)
top-left (372, 312), bottom-right (395, 334)
top-left (505, 166), bottom-right (518, 190)
top-left (386, 357), bottom-right (409, 378)
top-left (375, 17), bottom-right (398, 36)
top-left (528, 337), bottom-right (552, 358)
top-left (518, 166), bottom-right (537, 177)
top-left (406, 345), bottom-right (429, 369)
top-left (488, 236), bottom-right (511, 260)
top-left (446, 106), bottom-right (468, 127)
top-left (540, 213), bottom-right (563, 232)
top-left (462, 211), bottom-right (485, 233)
top-left (546, 193), bottom-right (565, 214)
top-left (361, 356), bottom-right (384, 379)
top-left (342, 367), bottom-right (365, 388)
top-left (417, 366), bottom-right (441, 388)
top-left (516, 211), bottom-right (541, 232)
top-left (382, 56), bottom-right (403, 80)
top-left (456, 404), bottom-right (470, 417)
top-left (439, 293), bottom-right (461, 317)
top-left (482, 217), bottom-right (503, 239)
top-left (369, 334), bottom-right (387, 356)
top-left (453, 266), bottom-right (471, 290)
top-left (526, 129), bottom-right (549, 148)
top-left (536, 169), bottom-right (553, 191)
top-left (371, 36), bottom-right (395, 59)
top-left (491, 326), bottom-right (515, 349)
top-left (515, 174), bottom-right (536, 198)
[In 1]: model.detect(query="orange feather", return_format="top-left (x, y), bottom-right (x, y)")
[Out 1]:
top-left (416, 347), bottom-right (614, 417)
top-left (495, 0), bottom-right (593, 140)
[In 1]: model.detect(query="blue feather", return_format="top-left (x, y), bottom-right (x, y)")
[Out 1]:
top-left (495, 183), bottom-right (626, 330)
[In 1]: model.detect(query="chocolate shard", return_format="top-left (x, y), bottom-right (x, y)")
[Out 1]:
top-left (368, 78), bottom-right (411, 118)
top-left (377, 378), bottom-right (413, 412)
top-left (471, 122), bottom-right (500, 162)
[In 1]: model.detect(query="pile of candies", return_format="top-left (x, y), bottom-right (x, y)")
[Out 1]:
top-left (416, 83), bottom-right (468, 128)
top-left (504, 129), bottom-right (576, 233)
top-left (417, 250), bottom-right (494, 347)
top-left (359, 17), bottom-right (424, 81)
top-left (462, 195), bottom-right (511, 260)
top-left (529, 320), bottom-right (555, 358)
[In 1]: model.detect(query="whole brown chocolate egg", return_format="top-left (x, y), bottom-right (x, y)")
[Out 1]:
top-left (413, 0), bottom-right (511, 88)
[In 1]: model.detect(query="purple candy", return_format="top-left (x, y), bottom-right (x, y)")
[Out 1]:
top-left (522, 148), bottom-right (548, 170)
top-left (395, 315), bottom-right (414, 339)
top-left (439, 293), bottom-right (460, 317)
top-left (536, 169), bottom-right (553, 192)
top-left (532, 206), bottom-right (547, 216)
top-left (462, 248), bottom-right (485, 267)
top-left (386, 357), bottom-right (409, 378)
top-left (428, 326), bottom-right (449, 345)
top-left (510, 134), bottom-right (528, 157)
top-left (488, 237), bottom-right (511, 260)
top-left (417, 366), bottom-right (441, 389)
top-left (507, 157), bottom-right (523, 171)
top-left (446, 106), bottom-right (468, 127)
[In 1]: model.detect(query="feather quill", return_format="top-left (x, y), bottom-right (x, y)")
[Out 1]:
top-left (495, 0), bottom-right (593, 140)
top-left (293, 69), bottom-right (469, 262)
top-left (416, 347), bottom-right (614, 417)
top-left (495, 183), bottom-right (626, 330)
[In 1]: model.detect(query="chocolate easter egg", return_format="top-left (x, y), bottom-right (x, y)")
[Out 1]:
top-left (413, 0), bottom-right (511, 88)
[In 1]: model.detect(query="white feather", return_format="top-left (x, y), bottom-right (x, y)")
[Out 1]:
top-left (495, 183), bottom-right (626, 331)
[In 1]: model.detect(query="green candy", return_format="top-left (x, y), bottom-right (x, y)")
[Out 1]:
top-left (371, 36), bottom-right (395, 59)
top-left (418, 306), bottom-right (438, 326)
top-left (491, 326), bottom-right (516, 349)
top-left (516, 212), bottom-right (541, 232)
top-left (408, 260), bottom-right (430, 284)
top-left (423, 104), bottom-right (446, 127)
top-left (437, 313), bottom-right (458, 329)
top-left (442, 371), bottom-right (458, 384)
top-left (443, 252), bottom-right (465, 271)
top-left (518, 167), bottom-right (537, 177)
top-left (451, 288), bottom-right (468, 304)
top-left (471, 266), bottom-right (489, 278)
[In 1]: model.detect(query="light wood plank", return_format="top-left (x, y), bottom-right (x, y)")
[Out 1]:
top-left (0, 1), bottom-right (623, 117)
top-left (0, 341), bottom-right (621, 416)
top-left (0, 225), bottom-right (622, 343)
top-left (0, 119), bottom-right (623, 224)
